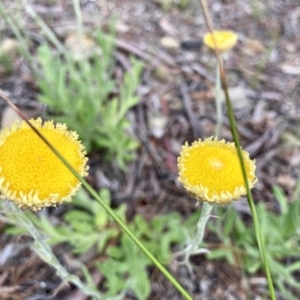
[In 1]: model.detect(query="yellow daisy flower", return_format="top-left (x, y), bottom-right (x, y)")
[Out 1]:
top-left (177, 137), bottom-right (257, 205)
top-left (0, 118), bottom-right (88, 211)
top-left (203, 30), bottom-right (238, 52)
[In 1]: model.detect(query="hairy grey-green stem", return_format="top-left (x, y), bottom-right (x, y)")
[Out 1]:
top-left (6, 203), bottom-right (103, 300)
top-left (174, 202), bottom-right (212, 274)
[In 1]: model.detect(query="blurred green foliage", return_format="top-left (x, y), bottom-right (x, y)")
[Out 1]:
top-left (36, 29), bottom-right (143, 170)
top-left (6, 189), bottom-right (187, 300)
top-left (156, 0), bottom-right (189, 11)
top-left (207, 185), bottom-right (300, 300)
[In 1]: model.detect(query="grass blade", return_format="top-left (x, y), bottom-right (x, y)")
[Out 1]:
top-left (198, 1), bottom-right (276, 298)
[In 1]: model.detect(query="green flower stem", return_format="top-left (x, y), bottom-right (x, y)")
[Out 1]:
top-left (220, 68), bottom-right (276, 300)
top-left (5, 203), bottom-right (102, 300)
top-left (197, 1), bottom-right (276, 295)
top-left (5, 109), bottom-right (193, 300)
top-left (215, 60), bottom-right (222, 138)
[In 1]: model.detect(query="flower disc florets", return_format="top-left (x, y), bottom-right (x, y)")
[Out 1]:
top-left (177, 137), bottom-right (257, 205)
top-left (0, 118), bottom-right (88, 211)
top-left (203, 30), bottom-right (238, 52)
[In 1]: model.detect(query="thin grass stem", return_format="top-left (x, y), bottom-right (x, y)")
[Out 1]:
top-left (21, 1), bottom-right (66, 54)
top-left (222, 82), bottom-right (275, 299)
top-left (215, 60), bottom-right (222, 138)
top-left (199, 0), bottom-right (276, 298)
top-left (0, 1), bottom-right (35, 67)
top-left (72, 0), bottom-right (83, 38)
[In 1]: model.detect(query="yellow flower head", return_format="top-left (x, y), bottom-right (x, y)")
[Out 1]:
top-left (177, 137), bottom-right (257, 205)
top-left (203, 30), bottom-right (238, 52)
top-left (0, 118), bottom-right (88, 211)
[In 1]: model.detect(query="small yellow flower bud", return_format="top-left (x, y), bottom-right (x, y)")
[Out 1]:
top-left (203, 30), bottom-right (238, 52)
